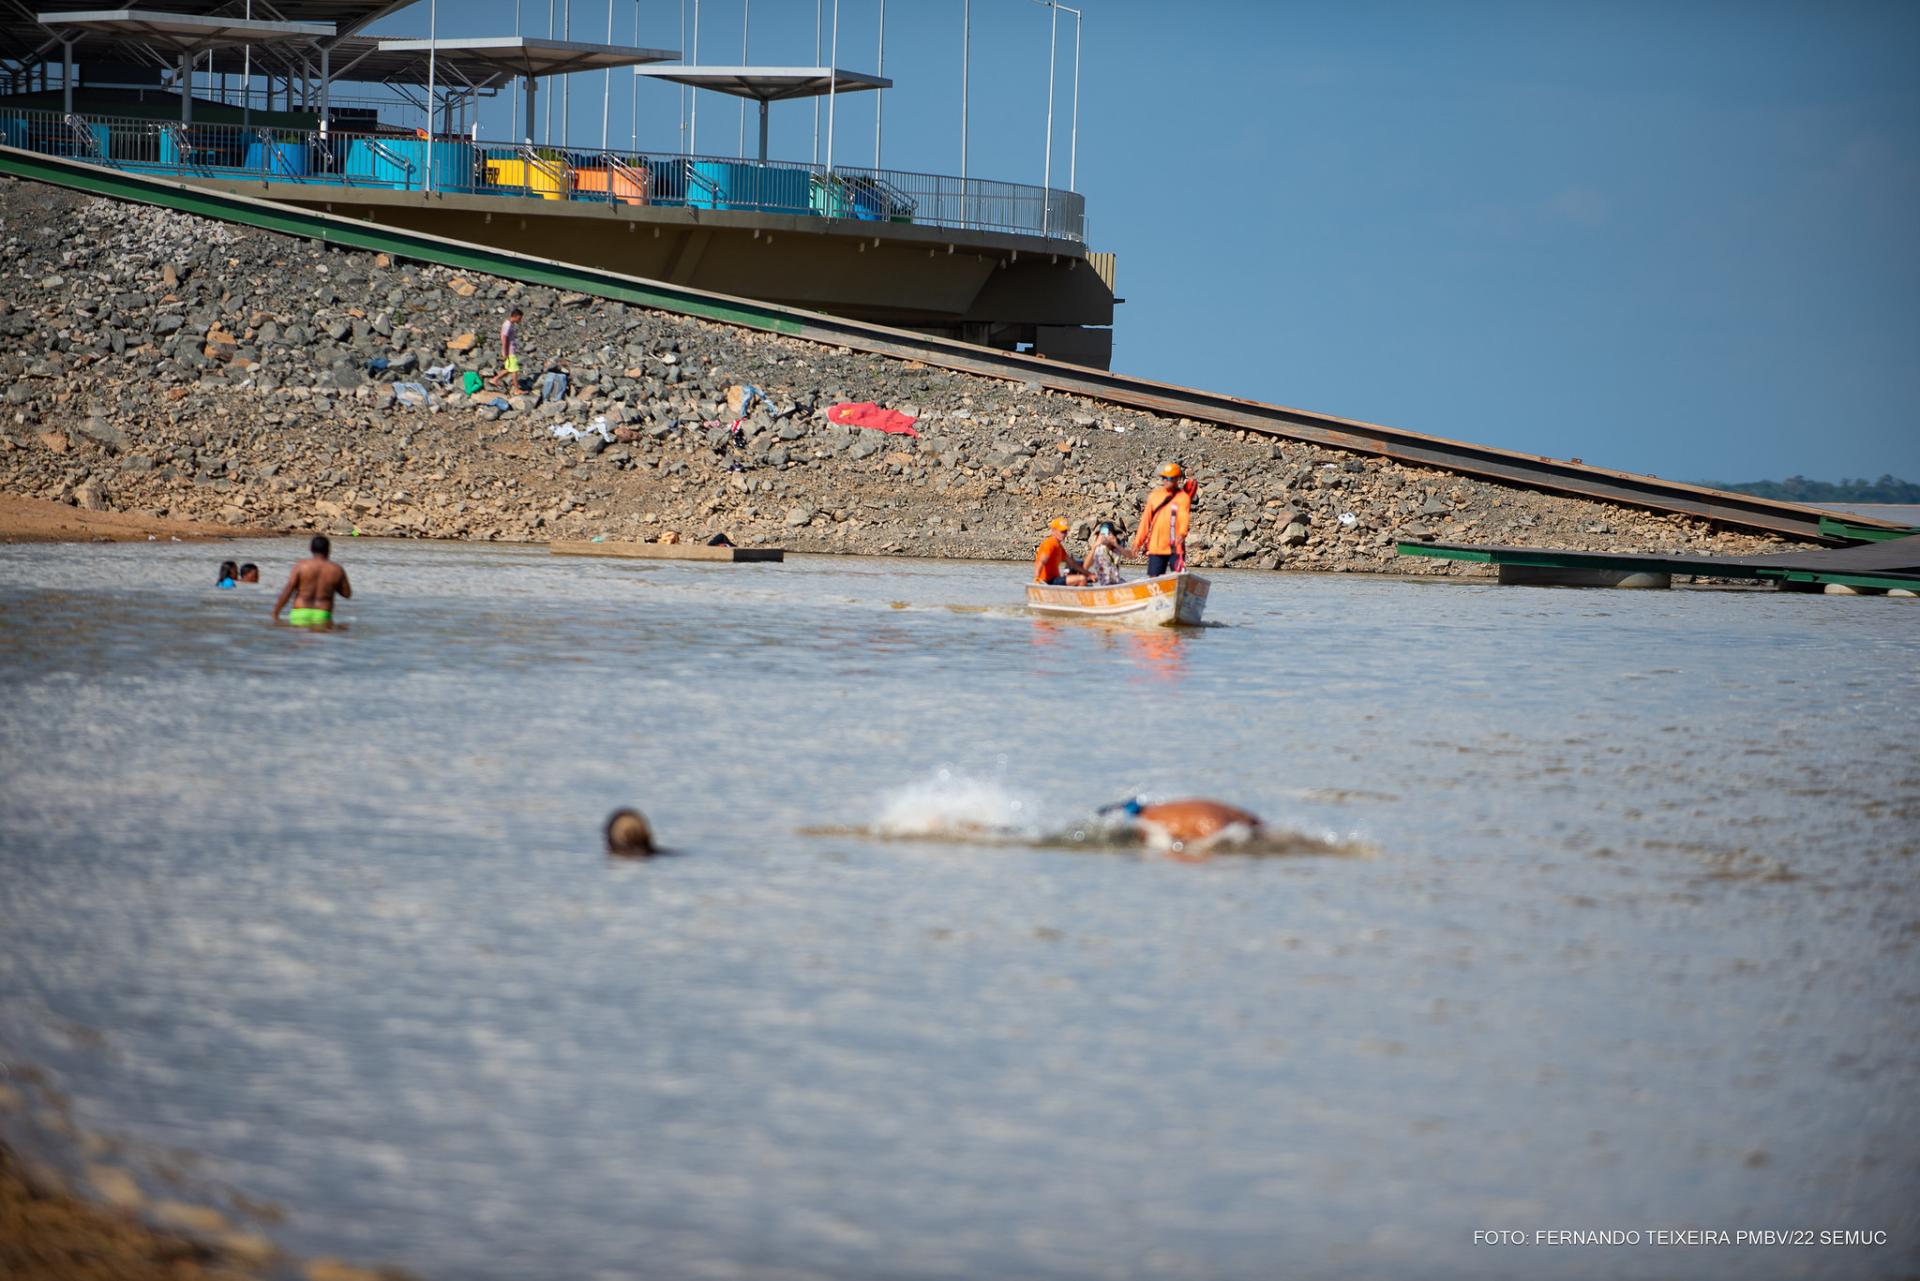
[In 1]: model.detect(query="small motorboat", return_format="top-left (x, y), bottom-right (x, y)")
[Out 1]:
top-left (1025, 571), bottom-right (1210, 626)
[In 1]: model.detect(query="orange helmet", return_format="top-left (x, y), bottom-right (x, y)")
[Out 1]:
top-left (1049, 518), bottom-right (1070, 532)
top-left (1158, 462), bottom-right (1183, 479)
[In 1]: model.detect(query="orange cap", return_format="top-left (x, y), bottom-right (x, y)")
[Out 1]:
top-left (1158, 462), bottom-right (1183, 478)
top-left (1050, 518), bottom-right (1070, 532)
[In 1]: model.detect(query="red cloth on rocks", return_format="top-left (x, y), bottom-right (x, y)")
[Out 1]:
top-left (827, 401), bottom-right (920, 437)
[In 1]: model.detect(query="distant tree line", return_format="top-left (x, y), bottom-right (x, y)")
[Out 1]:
top-left (1705, 474), bottom-right (1920, 503)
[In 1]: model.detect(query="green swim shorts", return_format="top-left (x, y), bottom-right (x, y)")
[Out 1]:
top-left (288, 608), bottom-right (332, 627)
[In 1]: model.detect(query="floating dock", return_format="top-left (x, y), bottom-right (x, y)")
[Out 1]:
top-left (550, 540), bottom-right (783, 563)
top-left (1397, 535), bottom-right (1920, 593)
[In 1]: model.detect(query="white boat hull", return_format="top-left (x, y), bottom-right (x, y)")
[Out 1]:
top-left (1025, 572), bottom-right (1210, 626)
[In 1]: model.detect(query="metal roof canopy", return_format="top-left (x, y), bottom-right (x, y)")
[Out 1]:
top-left (21, 0), bottom-right (410, 37)
top-left (377, 36), bottom-right (680, 80)
top-left (633, 66), bottom-right (890, 159)
top-left (32, 9), bottom-right (335, 124)
top-left (372, 37), bottom-right (679, 143)
top-left (32, 9), bottom-right (335, 51)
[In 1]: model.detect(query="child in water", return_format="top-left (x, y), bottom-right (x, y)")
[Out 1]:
top-left (215, 560), bottom-right (238, 589)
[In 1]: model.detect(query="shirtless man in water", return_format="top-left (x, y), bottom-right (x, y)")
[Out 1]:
top-left (1103, 797), bottom-right (1264, 859)
top-left (272, 534), bottom-right (351, 628)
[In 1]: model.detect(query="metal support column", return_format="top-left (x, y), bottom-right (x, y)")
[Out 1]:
top-left (757, 99), bottom-right (769, 161)
top-left (524, 74), bottom-right (537, 143)
top-left (60, 37), bottom-right (73, 115)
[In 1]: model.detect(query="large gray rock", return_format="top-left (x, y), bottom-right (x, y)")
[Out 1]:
top-left (75, 417), bottom-right (126, 452)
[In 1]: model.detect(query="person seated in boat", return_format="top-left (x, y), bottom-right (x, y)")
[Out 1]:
top-left (1100, 797), bottom-right (1264, 860)
top-left (1130, 463), bottom-right (1191, 577)
top-left (1083, 522), bottom-right (1125, 585)
top-left (1034, 518), bottom-right (1089, 586)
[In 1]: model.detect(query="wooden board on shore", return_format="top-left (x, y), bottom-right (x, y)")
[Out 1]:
top-left (549, 540), bottom-right (785, 563)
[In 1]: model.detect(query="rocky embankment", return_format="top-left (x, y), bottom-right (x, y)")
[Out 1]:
top-left (0, 176), bottom-right (1793, 568)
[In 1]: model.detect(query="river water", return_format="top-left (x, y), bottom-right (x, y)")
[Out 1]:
top-left (1, 538), bottom-right (1915, 1281)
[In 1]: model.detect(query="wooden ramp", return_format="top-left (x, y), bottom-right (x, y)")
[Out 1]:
top-left (550, 540), bottom-right (784, 563)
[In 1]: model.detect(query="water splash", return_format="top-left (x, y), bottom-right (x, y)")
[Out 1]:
top-left (869, 769), bottom-right (1043, 842)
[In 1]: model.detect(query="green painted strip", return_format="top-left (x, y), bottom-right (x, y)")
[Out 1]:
top-left (1760, 569), bottom-right (1920, 591)
top-left (1816, 515), bottom-right (1920, 543)
top-left (1395, 542), bottom-right (1494, 563)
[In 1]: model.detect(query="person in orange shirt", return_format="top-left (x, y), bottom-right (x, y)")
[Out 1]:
top-left (1131, 463), bottom-right (1191, 576)
top-left (1034, 517), bottom-right (1088, 586)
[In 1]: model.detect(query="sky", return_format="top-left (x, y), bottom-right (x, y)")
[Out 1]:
top-left (363, 0), bottom-right (1920, 482)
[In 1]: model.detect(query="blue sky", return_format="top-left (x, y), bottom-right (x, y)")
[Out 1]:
top-left (368, 1), bottom-right (1920, 481)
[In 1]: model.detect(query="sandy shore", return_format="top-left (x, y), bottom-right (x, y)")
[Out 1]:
top-left (0, 495), bottom-right (277, 544)
top-left (0, 1142), bottom-right (260, 1281)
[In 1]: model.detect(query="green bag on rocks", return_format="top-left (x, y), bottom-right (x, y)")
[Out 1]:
top-left (461, 370), bottom-right (484, 395)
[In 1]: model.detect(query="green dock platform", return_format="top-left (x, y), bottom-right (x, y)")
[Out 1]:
top-left (1398, 534), bottom-right (1920, 593)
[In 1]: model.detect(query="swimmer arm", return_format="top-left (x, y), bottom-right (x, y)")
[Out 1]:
top-left (336, 570), bottom-right (351, 600)
top-left (271, 572), bottom-right (297, 620)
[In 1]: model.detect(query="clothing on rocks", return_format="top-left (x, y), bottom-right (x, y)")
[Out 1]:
top-left (827, 401), bottom-right (919, 437)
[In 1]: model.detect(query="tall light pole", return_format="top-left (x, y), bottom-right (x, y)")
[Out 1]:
top-left (600, 0), bottom-right (613, 149)
top-left (872, 0), bottom-right (884, 168)
top-left (960, 0), bottom-right (969, 183)
top-left (688, 0), bottom-right (700, 154)
top-left (811, 0), bottom-right (821, 164)
top-left (1040, 0), bottom-right (1055, 232)
top-left (1031, 0), bottom-right (1082, 232)
top-left (424, 0), bottom-right (437, 192)
top-left (1065, 3), bottom-right (1080, 190)
top-left (630, 0), bottom-right (641, 151)
top-left (737, 0), bottom-right (749, 158)
top-left (824, 0), bottom-right (838, 175)
top-left (562, 0), bottom-right (572, 144)
top-left (241, 0), bottom-right (251, 128)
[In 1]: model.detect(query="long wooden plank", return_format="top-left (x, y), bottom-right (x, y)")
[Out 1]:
top-left (549, 540), bottom-right (784, 562)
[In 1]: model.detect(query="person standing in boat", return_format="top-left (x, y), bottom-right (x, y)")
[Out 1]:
top-left (1131, 463), bottom-right (1192, 577)
top-left (1034, 518), bottom-right (1089, 586)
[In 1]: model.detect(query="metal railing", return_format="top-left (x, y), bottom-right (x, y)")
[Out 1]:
top-left (0, 105), bottom-right (1087, 242)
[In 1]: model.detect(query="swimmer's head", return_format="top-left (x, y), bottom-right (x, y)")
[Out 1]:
top-left (1095, 797), bottom-right (1146, 818)
top-left (217, 560), bottom-right (237, 583)
top-left (238, 563), bottom-right (259, 583)
top-left (310, 534), bottom-right (331, 558)
top-left (604, 808), bottom-right (655, 857)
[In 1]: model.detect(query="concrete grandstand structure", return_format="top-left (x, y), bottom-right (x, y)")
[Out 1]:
top-left (1, 0), bottom-right (1119, 365)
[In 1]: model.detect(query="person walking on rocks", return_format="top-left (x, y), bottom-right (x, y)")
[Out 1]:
top-left (1131, 463), bottom-right (1191, 577)
top-left (272, 534), bottom-right (351, 630)
top-left (491, 306), bottom-right (523, 392)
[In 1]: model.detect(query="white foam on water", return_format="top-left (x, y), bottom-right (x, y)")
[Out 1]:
top-left (870, 769), bottom-right (1042, 841)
